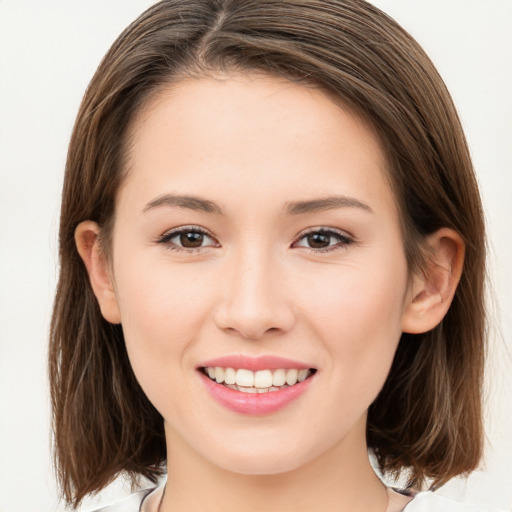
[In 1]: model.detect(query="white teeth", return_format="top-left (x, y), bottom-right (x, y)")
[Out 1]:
top-left (272, 369), bottom-right (286, 386)
top-left (254, 369), bottom-right (273, 388)
top-left (285, 369), bottom-right (298, 386)
top-left (204, 366), bottom-right (314, 392)
top-left (224, 367), bottom-right (236, 385)
top-left (238, 386), bottom-right (257, 393)
top-left (236, 369), bottom-right (254, 387)
top-left (215, 367), bottom-right (225, 383)
top-left (225, 384), bottom-right (290, 393)
top-left (298, 369), bottom-right (309, 382)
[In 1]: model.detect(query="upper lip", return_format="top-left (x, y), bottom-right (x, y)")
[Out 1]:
top-left (197, 355), bottom-right (315, 371)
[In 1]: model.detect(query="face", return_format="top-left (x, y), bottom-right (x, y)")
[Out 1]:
top-left (105, 73), bottom-right (412, 475)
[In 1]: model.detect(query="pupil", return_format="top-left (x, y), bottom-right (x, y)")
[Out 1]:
top-left (308, 233), bottom-right (330, 248)
top-left (180, 232), bottom-right (203, 248)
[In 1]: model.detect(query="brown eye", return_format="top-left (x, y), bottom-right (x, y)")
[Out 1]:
top-left (180, 231), bottom-right (204, 248)
top-left (158, 227), bottom-right (218, 252)
top-left (306, 232), bottom-right (331, 249)
top-left (294, 229), bottom-right (353, 252)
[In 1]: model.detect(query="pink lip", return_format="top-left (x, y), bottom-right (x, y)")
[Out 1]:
top-left (199, 371), bottom-right (316, 415)
top-left (198, 355), bottom-right (313, 371)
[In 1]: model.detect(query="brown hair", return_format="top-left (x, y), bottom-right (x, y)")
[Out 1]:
top-left (49, 0), bottom-right (486, 507)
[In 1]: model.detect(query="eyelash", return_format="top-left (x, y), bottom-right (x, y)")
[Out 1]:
top-left (294, 228), bottom-right (353, 253)
top-left (157, 226), bottom-right (218, 254)
top-left (156, 226), bottom-right (354, 254)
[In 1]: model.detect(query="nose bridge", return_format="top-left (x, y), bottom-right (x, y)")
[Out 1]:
top-left (214, 239), bottom-right (294, 339)
top-left (233, 243), bottom-right (275, 303)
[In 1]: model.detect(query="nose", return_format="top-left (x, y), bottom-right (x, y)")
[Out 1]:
top-left (213, 247), bottom-right (296, 340)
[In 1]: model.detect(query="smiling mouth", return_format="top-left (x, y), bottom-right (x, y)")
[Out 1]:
top-left (201, 367), bottom-right (317, 393)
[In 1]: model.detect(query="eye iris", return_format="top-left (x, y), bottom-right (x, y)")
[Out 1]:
top-left (307, 232), bottom-right (330, 248)
top-left (180, 232), bottom-right (204, 248)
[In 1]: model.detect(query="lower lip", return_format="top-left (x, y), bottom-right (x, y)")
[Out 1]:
top-left (199, 371), bottom-right (315, 415)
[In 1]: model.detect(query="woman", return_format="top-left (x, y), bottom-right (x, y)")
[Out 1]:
top-left (49, 1), bottom-right (500, 511)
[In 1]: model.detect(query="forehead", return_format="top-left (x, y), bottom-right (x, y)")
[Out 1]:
top-left (120, 72), bottom-right (396, 220)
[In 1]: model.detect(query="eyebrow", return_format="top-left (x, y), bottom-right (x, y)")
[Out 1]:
top-left (143, 194), bottom-right (223, 214)
top-left (142, 193), bottom-right (373, 216)
top-left (284, 196), bottom-right (374, 215)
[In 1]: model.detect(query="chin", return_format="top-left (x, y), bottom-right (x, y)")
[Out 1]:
top-left (209, 449), bottom-right (306, 476)
top-left (195, 429), bottom-right (323, 476)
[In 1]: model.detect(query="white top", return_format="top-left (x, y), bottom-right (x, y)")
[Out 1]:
top-left (93, 486), bottom-right (506, 512)
top-left (396, 489), bottom-right (505, 512)
top-left (404, 490), bottom-right (506, 511)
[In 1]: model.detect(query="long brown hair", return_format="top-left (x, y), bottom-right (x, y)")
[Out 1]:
top-left (49, 0), bottom-right (486, 507)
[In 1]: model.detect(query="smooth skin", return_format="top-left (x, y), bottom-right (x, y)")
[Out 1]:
top-left (76, 72), bottom-right (464, 512)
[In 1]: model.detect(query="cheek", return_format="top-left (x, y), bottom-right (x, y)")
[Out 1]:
top-left (301, 255), bottom-right (408, 394)
top-left (112, 257), bottom-right (216, 386)
top-left (115, 252), bottom-right (214, 329)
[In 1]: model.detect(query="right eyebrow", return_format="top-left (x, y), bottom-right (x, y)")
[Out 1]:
top-left (285, 195), bottom-right (374, 215)
top-left (142, 194), bottom-right (224, 215)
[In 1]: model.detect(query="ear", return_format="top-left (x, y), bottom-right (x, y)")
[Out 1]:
top-left (402, 228), bottom-right (465, 334)
top-left (75, 220), bottom-right (121, 324)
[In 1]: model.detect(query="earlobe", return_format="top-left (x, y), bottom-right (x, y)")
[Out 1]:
top-left (75, 221), bottom-right (121, 324)
top-left (402, 228), bottom-right (465, 334)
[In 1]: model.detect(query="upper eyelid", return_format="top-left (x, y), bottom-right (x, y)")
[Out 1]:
top-left (161, 225), bottom-right (214, 238)
top-left (159, 225), bottom-right (351, 240)
top-left (157, 226), bottom-right (218, 247)
top-left (293, 229), bottom-right (353, 249)
top-left (294, 226), bottom-right (354, 243)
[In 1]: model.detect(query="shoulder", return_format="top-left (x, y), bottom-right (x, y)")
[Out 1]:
top-left (91, 488), bottom-right (155, 512)
top-left (404, 491), bottom-right (506, 512)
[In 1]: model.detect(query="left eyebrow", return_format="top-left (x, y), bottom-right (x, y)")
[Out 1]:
top-left (142, 194), bottom-right (224, 215)
top-left (285, 196), bottom-right (374, 215)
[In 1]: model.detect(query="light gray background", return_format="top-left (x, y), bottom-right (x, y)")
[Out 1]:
top-left (0, 1), bottom-right (511, 511)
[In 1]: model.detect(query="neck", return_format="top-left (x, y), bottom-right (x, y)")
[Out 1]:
top-left (158, 419), bottom-right (388, 512)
